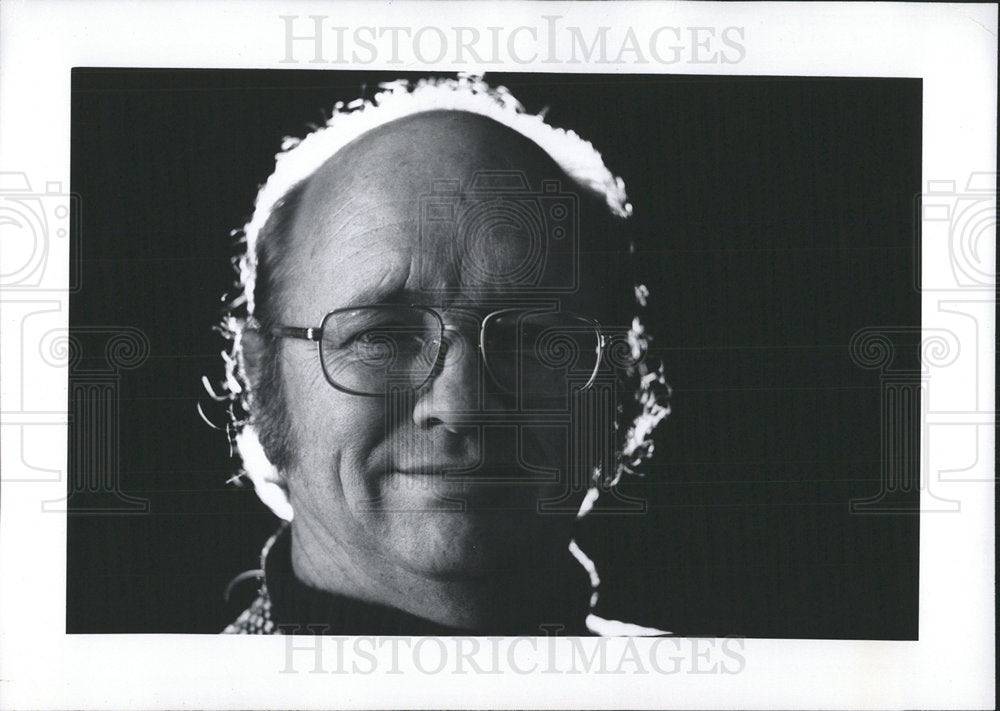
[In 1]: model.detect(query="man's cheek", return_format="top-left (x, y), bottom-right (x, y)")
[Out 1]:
top-left (324, 403), bottom-right (389, 487)
top-left (520, 425), bottom-right (568, 468)
top-left (294, 391), bottom-right (380, 443)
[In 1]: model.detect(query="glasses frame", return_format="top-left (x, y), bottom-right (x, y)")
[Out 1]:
top-left (270, 304), bottom-right (606, 398)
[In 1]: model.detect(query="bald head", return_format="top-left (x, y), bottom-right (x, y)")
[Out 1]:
top-left (312, 110), bottom-right (565, 194)
top-left (279, 110), bottom-right (603, 315)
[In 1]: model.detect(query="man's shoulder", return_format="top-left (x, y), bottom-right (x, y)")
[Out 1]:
top-left (222, 586), bottom-right (280, 635)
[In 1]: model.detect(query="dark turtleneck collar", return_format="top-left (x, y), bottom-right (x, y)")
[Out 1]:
top-left (262, 523), bottom-right (592, 636)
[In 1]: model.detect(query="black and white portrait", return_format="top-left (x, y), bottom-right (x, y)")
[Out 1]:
top-left (67, 70), bottom-right (922, 639)
top-left (2, 3), bottom-right (996, 708)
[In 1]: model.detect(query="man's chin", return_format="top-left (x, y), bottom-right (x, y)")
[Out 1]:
top-left (377, 508), bottom-right (553, 581)
top-left (360, 472), bottom-right (573, 579)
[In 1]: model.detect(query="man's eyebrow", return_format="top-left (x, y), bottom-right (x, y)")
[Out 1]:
top-left (341, 286), bottom-right (429, 308)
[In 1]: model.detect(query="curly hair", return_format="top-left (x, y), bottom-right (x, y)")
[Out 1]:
top-left (213, 74), bottom-right (671, 521)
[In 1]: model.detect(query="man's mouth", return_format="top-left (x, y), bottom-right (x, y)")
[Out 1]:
top-left (392, 455), bottom-right (486, 476)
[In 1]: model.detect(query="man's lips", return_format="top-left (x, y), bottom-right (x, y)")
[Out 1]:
top-left (393, 463), bottom-right (481, 476)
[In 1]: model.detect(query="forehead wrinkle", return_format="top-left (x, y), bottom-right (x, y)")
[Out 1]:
top-left (305, 195), bottom-right (417, 259)
top-left (368, 257), bottom-right (415, 304)
top-left (324, 217), bottom-right (415, 264)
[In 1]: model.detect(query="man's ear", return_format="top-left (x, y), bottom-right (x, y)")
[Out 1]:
top-left (239, 328), bottom-right (268, 395)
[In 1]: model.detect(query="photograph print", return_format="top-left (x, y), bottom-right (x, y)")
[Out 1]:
top-left (66, 69), bottom-right (921, 640)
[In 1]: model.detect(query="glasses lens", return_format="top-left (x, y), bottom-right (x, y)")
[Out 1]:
top-left (483, 311), bottom-right (600, 399)
top-left (320, 307), bottom-right (442, 394)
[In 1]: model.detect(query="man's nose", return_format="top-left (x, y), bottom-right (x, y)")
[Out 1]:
top-left (411, 330), bottom-right (482, 432)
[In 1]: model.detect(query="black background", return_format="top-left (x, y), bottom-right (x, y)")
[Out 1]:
top-left (68, 69), bottom-right (921, 638)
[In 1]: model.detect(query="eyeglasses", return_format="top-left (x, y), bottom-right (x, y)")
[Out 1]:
top-left (269, 305), bottom-right (606, 399)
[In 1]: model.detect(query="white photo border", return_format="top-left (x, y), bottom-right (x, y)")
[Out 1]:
top-left (0, 2), bottom-right (995, 709)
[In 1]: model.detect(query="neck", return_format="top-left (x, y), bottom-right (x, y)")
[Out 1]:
top-left (287, 519), bottom-right (590, 634)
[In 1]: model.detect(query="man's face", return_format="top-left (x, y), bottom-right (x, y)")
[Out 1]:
top-left (271, 112), bottom-right (607, 585)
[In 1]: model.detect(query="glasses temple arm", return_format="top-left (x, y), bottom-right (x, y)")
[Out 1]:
top-left (270, 326), bottom-right (321, 342)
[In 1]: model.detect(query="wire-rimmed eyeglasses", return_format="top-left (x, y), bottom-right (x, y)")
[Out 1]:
top-left (268, 305), bottom-right (606, 398)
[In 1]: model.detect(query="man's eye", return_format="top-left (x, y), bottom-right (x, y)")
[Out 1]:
top-left (349, 328), bottom-right (391, 346)
top-left (351, 329), bottom-right (382, 345)
top-left (348, 328), bottom-right (426, 353)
